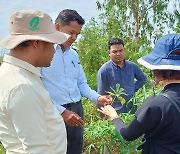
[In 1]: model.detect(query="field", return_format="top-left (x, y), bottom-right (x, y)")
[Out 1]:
top-left (0, 86), bottom-right (159, 154)
top-left (0, 55), bottom-right (162, 153)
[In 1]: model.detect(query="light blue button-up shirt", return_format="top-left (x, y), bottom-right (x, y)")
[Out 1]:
top-left (40, 45), bottom-right (100, 114)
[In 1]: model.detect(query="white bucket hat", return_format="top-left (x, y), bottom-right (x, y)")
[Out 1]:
top-left (0, 9), bottom-right (70, 49)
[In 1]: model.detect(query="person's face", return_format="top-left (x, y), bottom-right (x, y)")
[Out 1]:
top-left (37, 41), bottom-right (55, 67)
top-left (108, 44), bottom-right (125, 64)
top-left (56, 21), bottom-right (82, 48)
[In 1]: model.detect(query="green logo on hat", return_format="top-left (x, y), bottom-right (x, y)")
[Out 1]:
top-left (29, 17), bottom-right (40, 31)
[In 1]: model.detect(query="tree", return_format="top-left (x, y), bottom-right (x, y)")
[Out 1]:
top-left (77, 0), bottom-right (179, 89)
top-left (174, 9), bottom-right (180, 33)
top-left (174, 22), bottom-right (180, 33)
top-left (76, 19), bottom-right (109, 89)
top-left (96, 0), bottom-right (179, 47)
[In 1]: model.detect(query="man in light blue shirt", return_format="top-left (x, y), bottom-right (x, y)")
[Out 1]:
top-left (41, 45), bottom-right (102, 113)
top-left (40, 9), bottom-right (112, 154)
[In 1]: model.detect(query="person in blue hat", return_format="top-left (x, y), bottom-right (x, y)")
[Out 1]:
top-left (98, 33), bottom-right (180, 154)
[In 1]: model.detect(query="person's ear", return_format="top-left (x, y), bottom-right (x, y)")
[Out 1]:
top-left (124, 47), bottom-right (126, 52)
top-left (32, 40), bottom-right (39, 48)
top-left (55, 23), bottom-right (61, 31)
top-left (108, 50), bottom-right (111, 56)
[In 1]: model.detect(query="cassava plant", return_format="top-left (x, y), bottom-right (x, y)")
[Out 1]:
top-left (105, 83), bottom-right (127, 106)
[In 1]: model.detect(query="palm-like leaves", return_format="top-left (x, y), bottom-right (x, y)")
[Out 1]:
top-left (105, 84), bottom-right (127, 106)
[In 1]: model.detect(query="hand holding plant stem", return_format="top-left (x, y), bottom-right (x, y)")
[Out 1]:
top-left (105, 84), bottom-right (127, 106)
top-left (98, 84), bottom-right (127, 120)
top-left (98, 95), bottom-right (113, 106)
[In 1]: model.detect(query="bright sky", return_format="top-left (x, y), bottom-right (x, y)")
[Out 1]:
top-left (0, 0), bottom-right (103, 54)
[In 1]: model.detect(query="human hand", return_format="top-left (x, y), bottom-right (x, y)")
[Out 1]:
top-left (97, 105), bottom-right (119, 120)
top-left (61, 109), bottom-right (84, 127)
top-left (98, 95), bottom-right (113, 106)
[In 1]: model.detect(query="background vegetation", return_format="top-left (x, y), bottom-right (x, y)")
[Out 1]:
top-left (77, 0), bottom-right (179, 153)
top-left (0, 0), bottom-right (179, 153)
top-left (77, 0), bottom-right (179, 89)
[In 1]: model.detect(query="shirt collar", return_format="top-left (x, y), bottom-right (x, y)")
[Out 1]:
top-left (56, 44), bottom-right (70, 53)
top-left (110, 59), bottom-right (126, 67)
top-left (163, 83), bottom-right (180, 91)
top-left (3, 54), bottom-right (41, 77)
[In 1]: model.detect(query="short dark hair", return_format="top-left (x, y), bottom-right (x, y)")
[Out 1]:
top-left (154, 70), bottom-right (180, 80)
top-left (16, 41), bottom-right (32, 48)
top-left (55, 9), bottom-right (85, 26)
top-left (108, 38), bottom-right (124, 50)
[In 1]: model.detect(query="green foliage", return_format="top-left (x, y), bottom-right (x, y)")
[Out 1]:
top-left (173, 8), bottom-right (180, 33)
top-left (77, 0), bottom-right (179, 89)
top-left (77, 3), bottom-right (172, 152)
top-left (105, 84), bottom-right (127, 106)
top-left (174, 22), bottom-right (180, 33)
top-left (82, 84), bottom-right (163, 154)
top-left (0, 56), bottom-right (3, 65)
top-left (77, 0), bottom-right (180, 89)
top-left (0, 144), bottom-right (5, 154)
top-left (82, 99), bottom-right (142, 154)
top-left (96, 0), bottom-right (178, 43)
top-left (0, 1), bottom-right (177, 153)
top-left (0, 85), bottom-right (163, 154)
top-left (77, 19), bottom-right (110, 89)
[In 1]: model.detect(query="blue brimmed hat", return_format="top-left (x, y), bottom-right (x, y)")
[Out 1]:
top-left (138, 33), bottom-right (180, 70)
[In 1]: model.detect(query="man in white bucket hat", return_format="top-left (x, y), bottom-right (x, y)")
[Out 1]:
top-left (98, 33), bottom-right (180, 153)
top-left (0, 9), bottom-right (70, 154)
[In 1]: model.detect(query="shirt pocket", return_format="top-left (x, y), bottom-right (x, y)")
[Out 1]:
top-left (68, 60), bottom-right (80, 79)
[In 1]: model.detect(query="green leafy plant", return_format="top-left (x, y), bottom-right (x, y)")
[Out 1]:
top-left (0, 143), bottom-right (5, 154)
top-left (82, 99), bottom-right (142, 154)
top-left (105, 83), bottom-right (127, 106)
